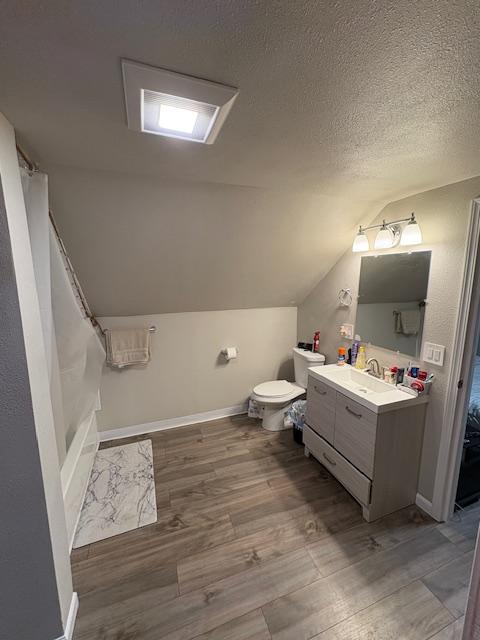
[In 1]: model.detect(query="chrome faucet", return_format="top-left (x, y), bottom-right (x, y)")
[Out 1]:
top-left (366, 358), bottom-right (381, 378)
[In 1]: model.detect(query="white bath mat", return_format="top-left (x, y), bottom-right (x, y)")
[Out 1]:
top-left (73, 440), bottom-right (157, 548)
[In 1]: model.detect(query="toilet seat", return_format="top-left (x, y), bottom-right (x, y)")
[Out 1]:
top-left (251, 380), bottom-right (305, 405)
top-left (250, 346), bottom-right (324, 431)
top-left (253, 380), bottom-right (293, 398)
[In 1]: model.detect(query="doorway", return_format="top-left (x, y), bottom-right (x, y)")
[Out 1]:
top-left (431, 198), bottom-right (480, 638)
top-left (432, 198), bottom-right (480, 522)
top-left (456, 333), bottom-right (480, 510)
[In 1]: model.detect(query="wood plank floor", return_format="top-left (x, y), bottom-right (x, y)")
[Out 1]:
top-left (71, 415), bottom-right (479, 640)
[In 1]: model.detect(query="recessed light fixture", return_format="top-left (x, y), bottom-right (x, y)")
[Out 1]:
top-left (351, 213), bottom-right (422, 252)
top-left (122, 60), bottom-right (238, 144)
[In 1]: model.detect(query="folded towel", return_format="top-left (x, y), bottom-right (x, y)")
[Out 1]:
top-left (105, 328), bottom-right (151, 368)
top-left (394, 311), bottom-right (403, 334)
top-left (394, 309), bottom-right (421, 335)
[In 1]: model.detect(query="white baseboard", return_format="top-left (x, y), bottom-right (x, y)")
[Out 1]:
top-left (55, 592), bottom-right (78, 640)
top-left (416, 492), bottom-right (435, 518)
top-left (99, 403), bottom-right (248, 442)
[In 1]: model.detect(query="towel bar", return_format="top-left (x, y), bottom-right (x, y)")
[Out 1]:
top-left (101, 326), bottom-right (156, 334)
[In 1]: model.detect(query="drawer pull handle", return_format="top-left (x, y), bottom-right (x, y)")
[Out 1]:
top-left (314, 386), bottom-right (327, 395)
top-left (346, 405), bottom-right (362, 419)
top-left (322, 452), bottom-right (337, 466)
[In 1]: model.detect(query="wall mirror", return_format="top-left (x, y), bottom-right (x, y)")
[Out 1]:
top-left (355, 251), bottom-right (431, 357)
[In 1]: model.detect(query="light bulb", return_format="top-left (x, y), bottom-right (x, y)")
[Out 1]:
top-left (158, 104), bottom-right (198, 133)
top-left (400, 217), bottom-right (422, 245)
top-left (352, 231), bottom-right (370, 252)
top-left (374, 226), bottom-right (394, 249)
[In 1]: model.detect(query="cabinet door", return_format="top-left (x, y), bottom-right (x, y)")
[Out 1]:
top-left (305, 377), bottom-right (336, 444)
top-left (334, 394), bottom-right (377, 478)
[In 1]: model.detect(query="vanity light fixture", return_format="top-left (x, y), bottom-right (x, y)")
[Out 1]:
top-left (374, 222), bottom-right (397, 250)
top-left (352, 227), bottom-right (370, 252)
top-left (351, 213), bottom-right (422, 252)
top-left (122, 59), bottom-right (238, 144)
top-left (400, 213), bottom-right (423, 246)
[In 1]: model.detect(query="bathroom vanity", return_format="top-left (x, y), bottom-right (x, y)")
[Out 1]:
top-left (304, 364), bottom-right (429, 521)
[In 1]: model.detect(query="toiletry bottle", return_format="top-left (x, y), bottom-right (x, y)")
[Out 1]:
top-left (351, 338), bottom-right (360, 366)
top-left (337, 347), bottom-right (346, 366)
top-left (390, 366), bottom-right (398, 383)
top-left (313, 331), bottom-right (320, 353)
top-left (355, 345), bottom-right (366, 370)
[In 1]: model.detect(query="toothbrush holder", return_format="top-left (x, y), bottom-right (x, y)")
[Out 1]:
top-left (402, 374), bottom-right (432, 396)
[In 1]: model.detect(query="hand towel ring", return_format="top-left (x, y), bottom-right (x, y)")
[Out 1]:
top-left (338, 288), bottom-right (353, 307)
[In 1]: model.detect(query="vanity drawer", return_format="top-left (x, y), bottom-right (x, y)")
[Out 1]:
top-left (306, 376), bottom-right (336, 445)
top-left (304, 426), bottom-right (371, 507)
top-left (334, 394), bottom-right (377, 479)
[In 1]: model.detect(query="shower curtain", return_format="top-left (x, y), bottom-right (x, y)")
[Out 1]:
top-left (21, 169), bottom-right (105, 544)
top-left (49, 224), bottom-right (105, 449)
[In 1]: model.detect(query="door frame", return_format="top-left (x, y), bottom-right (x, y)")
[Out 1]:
top-left (463, 526), bottom-right (480, 639)
top-left (432, 198), bottom-right (480, 521)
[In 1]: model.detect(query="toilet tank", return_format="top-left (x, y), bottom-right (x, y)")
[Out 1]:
top-left (293, 347), bottom-right (325, 389)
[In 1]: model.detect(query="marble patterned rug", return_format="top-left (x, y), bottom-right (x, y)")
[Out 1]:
top-left (73, 439), bottom-right (157, 548)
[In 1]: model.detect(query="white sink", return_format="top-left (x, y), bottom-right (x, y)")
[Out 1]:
top-left (308, 364), bottom-right (429, 414)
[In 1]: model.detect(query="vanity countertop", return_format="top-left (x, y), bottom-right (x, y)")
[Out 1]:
top-left (308, 364), bottom-right (430, 414)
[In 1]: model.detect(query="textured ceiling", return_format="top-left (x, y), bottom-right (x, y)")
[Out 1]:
top-left (1, 1), bottom-right (479, 314)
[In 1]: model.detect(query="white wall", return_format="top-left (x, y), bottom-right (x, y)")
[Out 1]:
top-left (0, 113), bottom-right (73, 634)
top-left (298, 175), bottom-right (480, 503)
top-left (97, 307), bottom-right (297, 431)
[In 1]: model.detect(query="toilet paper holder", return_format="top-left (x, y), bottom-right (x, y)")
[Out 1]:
top-left (221, 347), bottom-right (239, 360)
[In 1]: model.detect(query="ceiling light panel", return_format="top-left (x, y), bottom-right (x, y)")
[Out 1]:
top-left (122, 60), bottom-right (238, 144)
top-left (159, 105), bottom-right (198, 133)
top-left (143, 90), bottom-right (218, 142)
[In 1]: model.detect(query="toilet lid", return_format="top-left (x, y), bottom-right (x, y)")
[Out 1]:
top-left (253, 380), bottom-right (293, 398)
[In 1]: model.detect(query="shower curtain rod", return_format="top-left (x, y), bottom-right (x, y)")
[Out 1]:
top-left (17, 143), bottom-right (38, 172)
top-left (16, 142), bottom-right (98, 328)
top-left (49, 213), bottom-right (96, 325)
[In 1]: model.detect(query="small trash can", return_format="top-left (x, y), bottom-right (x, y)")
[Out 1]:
top-left (247, 397), bottom-right (263, 419)
top-left (286, 400), bottom-right (307, 444)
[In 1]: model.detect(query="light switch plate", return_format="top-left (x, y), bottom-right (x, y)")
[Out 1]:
top-left (422, 342), bottom-right (445, 366)
top-left (340, 323), bottom-right (354, 340)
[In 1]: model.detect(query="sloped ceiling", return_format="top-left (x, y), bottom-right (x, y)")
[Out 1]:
top-left (47, 165), bottom-right (360, 315)
top-left (1, 1), bottom-right (479, 314)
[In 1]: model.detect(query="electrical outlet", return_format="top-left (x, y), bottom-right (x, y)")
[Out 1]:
top-left (422, 342), bottom-right (445, 366)
top-left (340, 323), bottom-right (354, 340)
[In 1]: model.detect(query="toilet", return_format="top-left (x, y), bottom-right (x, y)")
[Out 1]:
top-left (251, 347), bottom-right (325, 431)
